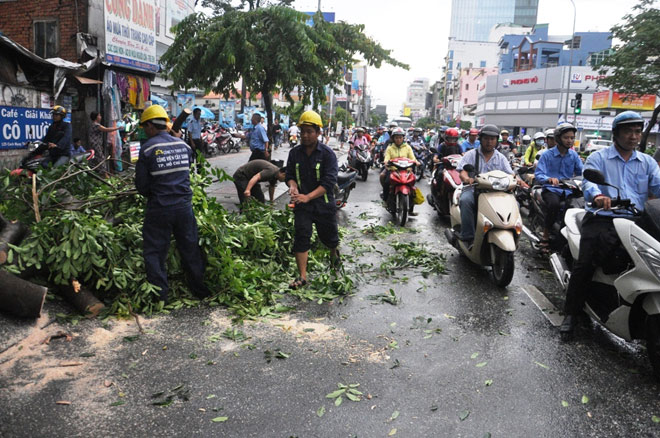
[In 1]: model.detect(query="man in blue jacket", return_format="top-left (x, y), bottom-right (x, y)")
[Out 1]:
top-left (42, 105), bottom-right (72, 167)
top-left (135, 105), bottom-right (210, 303)
top-left (560, 112), bottom-right (660, 340)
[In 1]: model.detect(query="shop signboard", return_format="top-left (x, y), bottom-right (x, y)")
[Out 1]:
top-left (591, 91), bottom-right (610, 110)
top-left (0, 106), bottom-right (52, 150)
top-left (611, 93), bottom-right (656, 111)
top-left (176, 93), bottom-right (195, 116)
top-left (218, 101), bottom-right (236, 127)
top-left (104, 0), bottom-right (159, 73)
top-left (166, 0), bottom-right (194, 39)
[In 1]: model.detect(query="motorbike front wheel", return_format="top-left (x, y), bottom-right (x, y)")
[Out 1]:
top-left (645, 315), bottom-right (660, 381)
top-left (361, 166), bottom-right (368, 181)
top-left (396, 192), bottom-right (408, 226)
top-left (491, 246), bottom-right (515, 287)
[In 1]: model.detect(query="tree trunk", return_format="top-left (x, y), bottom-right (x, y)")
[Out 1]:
top-left (0, 214), bottom-right (27, 265)
top-left (640, 103), bottom-right (660, 152)
top-left (56, 280), bottom-right (105, 318)
top-left (0, 270), bottom-right (47, 318)
top-left (262, 85), bottom-right (274, 144)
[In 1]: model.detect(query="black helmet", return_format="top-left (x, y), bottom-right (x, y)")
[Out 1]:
top-left (478, 124), bottom-right (500, 138)
top-left (554, 123), bottom-right (577, 141)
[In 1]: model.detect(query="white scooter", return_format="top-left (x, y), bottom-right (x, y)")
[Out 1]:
top-left (550, 169), bottom-right (660, 379)
top-left (445, 164), bottom-right (523, 287)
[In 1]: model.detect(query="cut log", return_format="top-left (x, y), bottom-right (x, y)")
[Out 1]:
top-left (56, 280), bottom-right (105, 318)
top-left (0, 270), bottom-right (47, 318)
top-left (0, 214), bottom-right (27, 265)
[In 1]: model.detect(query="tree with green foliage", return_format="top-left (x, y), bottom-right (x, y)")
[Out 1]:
top-left (333, 107), bottom-right (354, 131)
top-left (369, 112), bottom-right (386, 127)
top-left (598, 0), bottom-right (660, 151)
top-left (161, 6), bottom-right (406, 140)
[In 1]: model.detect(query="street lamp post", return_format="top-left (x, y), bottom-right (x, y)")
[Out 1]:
top-left (563, 0), bottom-right (577, 123)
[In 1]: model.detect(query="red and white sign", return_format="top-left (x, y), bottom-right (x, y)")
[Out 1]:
top-left (502, 76), bottom-right (539, 87)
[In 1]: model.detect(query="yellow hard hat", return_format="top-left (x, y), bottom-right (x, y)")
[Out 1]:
top-left (51, 105), bottom-right (67, 116)
top-left (298, 110), bottom-right (323, 128)
top-left (140, 105), bottom-right (170, 125)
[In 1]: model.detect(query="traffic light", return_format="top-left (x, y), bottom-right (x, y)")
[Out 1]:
top-left (574, 93), bottom-right (582, 114)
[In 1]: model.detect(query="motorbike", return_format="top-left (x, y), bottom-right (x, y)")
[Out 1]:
top-left (349, 143), bottom-right (372, 181)
top-left (212, 129), bottom-right (235, 154)
top-left (445, 164), bottom-right (523, 287)
top-left (427, 153), bottom-right (462, 217)
top-left (333, 164), bottom-right (358, 209)
top-left (11, 141), bottom-right (95, 177)
top-left (411, 143), bottom-right (430, 180)
top-left (549, 168), bottom-right (660, 379)
top-left (289, 134), bottom-right (298, 148)
top-left (519, 174), bottom-right (583, 251)
top-left (385, 157), bottom-right (418, 226)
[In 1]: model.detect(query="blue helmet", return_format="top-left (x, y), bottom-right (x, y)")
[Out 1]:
top-left (612, 111), bottom-right (644, 131)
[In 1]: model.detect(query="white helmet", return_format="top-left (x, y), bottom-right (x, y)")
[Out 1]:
top-left (544, 128), bottom-right (555, 137)
top-left (391, 127), bottom-right (405, 137)
top-left (522, 134), bottom-right (531, 143)
top-left (389, 122), bottom-right (398, 128)
top-left (533, 132), bottom-right (546, 141)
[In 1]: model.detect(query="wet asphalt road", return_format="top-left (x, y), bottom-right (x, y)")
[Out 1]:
top-left (1, 142), bottom-right (660, 437)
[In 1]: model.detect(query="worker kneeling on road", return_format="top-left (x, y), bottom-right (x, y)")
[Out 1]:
top-left (285, 110), bottom-right (340, 289)
top-left (135, 105), bottom-right (211, 303)
top-left (233, 159), bottom-right (286, 205)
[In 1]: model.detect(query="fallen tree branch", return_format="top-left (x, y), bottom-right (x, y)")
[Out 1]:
top-left (0, 213), bottom-right (27, 264)
top-left (0, 270), bottom-right (47, 318)
top-left (32, 173), bottom-right (40, 223)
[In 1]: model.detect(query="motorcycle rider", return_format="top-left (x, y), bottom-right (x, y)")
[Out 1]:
top-left (42, 105), bottom-right (73, 167)
top-left (498, 129), bottom-right (516, 154)
top-left (461, 128), bottom-right (480, 153)
top-left (349, 127), bottom-right (369, 164)
top-left (520, 134), bottom-right (532, 155)
top-left (436, 128), bottom-right (462, 159)
top-left (534, 123), bottom-right (584, 250)
top-left (544, 128), bottom-right (556, 150)
top-left (380, 127), bottom-right (419, 203)
top-left (288, 122), bottom-right (300, 145)
top-left (409, 127), bottom-right (428, 179)
top-left (457, 124), bottom-right (528, 247)
top-left (523, 132), bottom-right (545, 166)
top-left (559, 111), bottom-right (660, 340)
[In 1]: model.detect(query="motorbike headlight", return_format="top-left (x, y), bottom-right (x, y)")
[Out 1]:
top-left (488, 176), bottom-right (510, 191)
top-left (631, 236), bottom-right (660, 282)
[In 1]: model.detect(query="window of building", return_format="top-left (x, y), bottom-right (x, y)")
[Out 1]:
top-left (34, 20), bottom-right (58, 58)
top-left (448, 50), bottom-right (454, 59)
top-left (464, 98), bottom-right (468, 104)
top-left (465, 84), bottom-right (469, 91)
top-left (480, 60), bottom-right (486, 68)
top-left (567, 35), bottom-right (581, 49)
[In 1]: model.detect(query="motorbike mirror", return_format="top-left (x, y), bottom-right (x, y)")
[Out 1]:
top-left (583, 169), bottom-right (607, 185)
top-left (462, 164), bottom-right (475, 173)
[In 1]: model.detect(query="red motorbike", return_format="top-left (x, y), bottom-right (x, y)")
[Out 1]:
top-left (428, 153), bottom-right (462, 217)
top-left (11, 141), bottom-right (95, 178)
top-left (386, 157), bottom-right (417, 226)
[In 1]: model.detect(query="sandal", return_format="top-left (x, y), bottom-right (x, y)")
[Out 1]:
top-left (289, 277), bottom-right (308, 289)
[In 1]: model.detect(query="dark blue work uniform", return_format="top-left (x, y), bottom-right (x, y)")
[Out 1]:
top-left (135, 131), bottom-right (209, 301)
top-left (285, 141), bottom-right (339, 253)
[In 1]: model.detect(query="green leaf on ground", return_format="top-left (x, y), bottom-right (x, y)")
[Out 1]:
top-left (335, 397), bottom-right (343, 406)
top-left (211, 416), bottom-right (228, 423)
top-left (581, 395), bottom-right (589, 404)
top-left (459, 410), bottom-right (470, 421)
top-left (345, 392), bottom-right (360, 402)
top-left (484, 379), bottom-right (493, 386)
top-left (561, 400), bottom-right (569, 407)
top-left (430, 404), bottom-right (438, 411)
top-left (109, 401), bottom-right (125, 407)
top-left (123, 335), bottom-right (140, 342)
top-left (476, 362), bottom-right (487, 368)
top-left (471, 352), bottom-right (479, 359)
top-left (79, 352), bottom-right (96, 357)
top-left (388, 428), bottom-right (397, 436)
top-left (317, 406), bottom-right (326, 417)
top-left (391, 410), bottom-right (400, 420)
top-left (652, 415), bottom-right (660, 423)
top-left (326, 389), bottom-right (345, 399)
top-left (206, 394), bottom-right (216, 399)
top-left (534, 361), bottom-right (550, 370)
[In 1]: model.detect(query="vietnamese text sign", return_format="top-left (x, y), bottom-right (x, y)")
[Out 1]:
top-left (218, 101), bottom-right (236, 126)
top-left (104, 0), bottom-right (158, 73)
top-left (0, 106), bottom-right (52, 150)
top-left (591, 91), bottom-right (610, 110)
top-left (611, 93), bottom-right (656, 111)
top-left (166, 0), bottom-right (194, 39)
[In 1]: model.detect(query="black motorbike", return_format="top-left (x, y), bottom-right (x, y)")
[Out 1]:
top-left (348, 143), bottom-right (372, 181)
top-left (334, 164), bottom-right (357, 209)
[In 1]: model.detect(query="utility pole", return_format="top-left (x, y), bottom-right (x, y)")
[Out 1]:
top-left (563, 0), bottom-right (577, 122)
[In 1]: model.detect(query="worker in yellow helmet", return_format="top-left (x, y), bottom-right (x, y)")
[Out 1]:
top-left (135, 105), bottom-right (210, 303)
top-left (285, 110), bottom-right (340, 289)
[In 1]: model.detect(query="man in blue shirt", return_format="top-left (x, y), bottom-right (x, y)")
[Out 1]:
top-left (248, 113), bottom-right (270, 162)
top-left (456, 124), bottom-right (526, 245)
top-left (534, 123), bottom-right (583, 247)
top-left (187, 108), bottom-right (206, 158)
top-left (560, 111), bottom-right (660, 340)
top-left (461, 128), bottom-right (480, 153)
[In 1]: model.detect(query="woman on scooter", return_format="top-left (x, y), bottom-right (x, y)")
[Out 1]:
top-left (380, 127), bottom-right (419, 204)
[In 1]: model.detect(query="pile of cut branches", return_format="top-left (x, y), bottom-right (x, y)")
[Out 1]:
top-left (0, 157), bottom-right (352, 320)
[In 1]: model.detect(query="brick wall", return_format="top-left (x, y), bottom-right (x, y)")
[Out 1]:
top-left (0, 0), bottom-right (88, 62)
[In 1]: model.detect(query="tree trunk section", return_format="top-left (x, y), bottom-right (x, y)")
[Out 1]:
top-left (0, 270), bottom-right (47, 318)
top-left (57, 280), bottom-right (105, 318)
top-left (263, 86), bottom-right (274, 144)
top-left (640, 103), bottom-right (660, 152)
top-left (0, 214), bottom-right (27, 265)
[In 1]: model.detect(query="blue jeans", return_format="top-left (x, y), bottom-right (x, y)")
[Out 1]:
top-left (459, 189), bottom-right (477, 242)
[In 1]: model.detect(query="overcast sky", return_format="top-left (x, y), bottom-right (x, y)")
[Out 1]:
top-left (293, 0), bottom-right (640, 117)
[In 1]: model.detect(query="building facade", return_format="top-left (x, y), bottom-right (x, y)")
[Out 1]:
top-left (449, 0), bottom-right (538, 42)
top-left (405, 78), bottom-right (429, 121)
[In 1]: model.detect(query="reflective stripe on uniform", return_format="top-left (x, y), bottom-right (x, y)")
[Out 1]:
top-left (315, 162), bottom-right (329, 203)
top-left (143, 141), bottom-right (191, 155)
top-left (296, 163), bottom-right (302, 187)
top-left (150, 166), bottom-right (189, 176)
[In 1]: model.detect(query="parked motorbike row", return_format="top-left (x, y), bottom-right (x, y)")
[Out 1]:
top-left (201, 124), bottom-right (244, 156)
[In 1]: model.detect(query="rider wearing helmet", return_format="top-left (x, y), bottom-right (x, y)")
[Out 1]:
top-left (544, 128), bottom-right (556, 149)
top-left (380, 127), bottom-right (419, 202)
top-left (523, 131), bottom-right (546, 166)
top-left (42, 105), bottom-right (73, 167)
top-left (497, 129), bottom-right (516, 154)
top-left (534, 123), bottom-right (583, 250)
top-left (437, 128), bottom-right (462, 158)
top-left (560, 112), bottom-right (660, 340)
top-left (285, 110), bottom-right (340, 289)
top-left (135, 104), bottom-right (210, 303)
top-left (462, 128), bottom-right (480, 152)
top-left (456, 124), bottom-right (527, 246)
